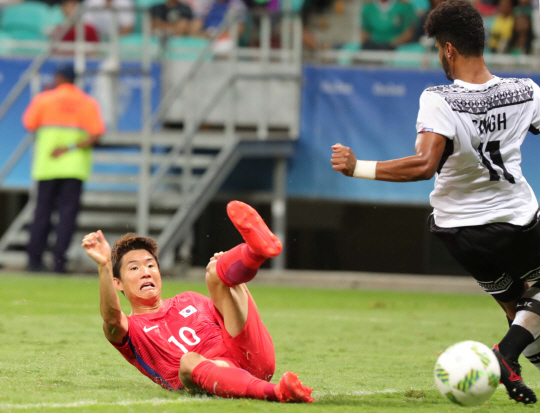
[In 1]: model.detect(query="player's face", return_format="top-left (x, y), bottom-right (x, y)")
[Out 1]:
top-left (437, 42), bottom-right (453, 82)
top-left (116, 249), bottom-right (162, 305)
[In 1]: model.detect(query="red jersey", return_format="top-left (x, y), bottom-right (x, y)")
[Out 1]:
top-left (111, 292), bottom-right (232, 390)
top-left (51, 24), bottom-right (100, 43)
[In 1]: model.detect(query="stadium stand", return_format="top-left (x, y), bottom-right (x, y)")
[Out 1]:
top-left (0, 0), bottom-right (539, 273)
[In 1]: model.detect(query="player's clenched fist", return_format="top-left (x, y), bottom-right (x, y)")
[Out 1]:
top-left (331, 143), bottom-right (358, 177)
top-left (82, 230), bottom-right (112, 266)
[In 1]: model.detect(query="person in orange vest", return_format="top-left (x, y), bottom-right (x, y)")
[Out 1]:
top-left (22, 64), bottom-right (106, 273)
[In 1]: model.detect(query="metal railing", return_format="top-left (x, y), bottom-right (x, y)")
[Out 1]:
top-left (137, 10), bottom-right (303, 239)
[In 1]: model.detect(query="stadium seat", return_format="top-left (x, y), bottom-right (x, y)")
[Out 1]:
top-left (45, 5), bottom-right (65, 35)
top-left (0, 2), bottom-right (49, 38)
top-left (337, 42), bottom-right (360, 66)
top-left (0, 30), bottom-right (12, 55)
top-left (280, 0), bottom-right (305, 12)
top-left (119, 33), bottom-right (160, 58)
top-left (411, 0), bottom-right (429, 13)
top-left (133, 0), bottom-right (163, 33)
top-left (396, 43), bottom-right (426, 53)
top-left (391, 43), bottom-right (426, 68)
top-left (134, 0), bottom-right (164, 8)
top-left (165, 36), bottom-right (210, 60)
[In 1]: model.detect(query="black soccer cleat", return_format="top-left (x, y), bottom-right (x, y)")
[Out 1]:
top-left (492, 345), bottom-right (537, 404)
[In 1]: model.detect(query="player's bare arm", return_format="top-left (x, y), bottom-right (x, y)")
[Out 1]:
top-left (82, 230), bottom-right (128, 345)
top-left (331, 132), bottom-right (447, 182)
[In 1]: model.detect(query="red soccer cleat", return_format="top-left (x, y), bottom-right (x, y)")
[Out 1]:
top-left (227, 200), bottom-right (282, 259)
top-left (274, 371), bottom-right (314, 403)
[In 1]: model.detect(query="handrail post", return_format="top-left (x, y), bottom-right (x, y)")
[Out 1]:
top-left (137, 9), bottom-right (153, 236)
top-left (291, 13), bottom-right (302, 138)
top-left (258, 13), bottom-right (271, 140)
top-left (226, 18), bottom-right (239, 141)
top-left (271, 157), bottom-right (287, 271)
top-left (74, 8), bottom-right (86, 89)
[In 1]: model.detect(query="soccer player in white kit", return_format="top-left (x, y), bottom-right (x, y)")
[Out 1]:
top-left (331, 0), bottom-right (540, 405)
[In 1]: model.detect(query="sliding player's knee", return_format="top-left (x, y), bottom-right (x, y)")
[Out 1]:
top-left (205, 260), bottom-right (220, 286)
top-left (206, 259), bottom-right (230, 292)
top-left (179, 352), bottom-right (205, 378)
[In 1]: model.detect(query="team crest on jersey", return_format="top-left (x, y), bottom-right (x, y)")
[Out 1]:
top-left (180, 305), bottom-right (197, 318)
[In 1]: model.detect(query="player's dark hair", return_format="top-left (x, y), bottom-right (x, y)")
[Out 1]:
top-left (111, 233), bottom-right (160, 279)
top-left (424, 0), bottom-right (485, 57)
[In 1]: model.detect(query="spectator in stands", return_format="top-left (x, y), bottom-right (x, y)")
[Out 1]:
top-left (514, 0), bottom-right (532, 18)
top-left (32, 0), bottom-right (62, 5)
top-left (51, 0), bottom-right (100, 44)
top-left (301, 0), bottom-right (334, 51)
top-left (415, 0), bottom-right (443, 42)
top-left (361, 0), bottom-right (417, 50)
top-left (83, 0), bottom-right (135, 39)
top-left (488, 0), bottom-right (514, 52)
top-left (183, 0), bottom-right (215, 34)
top-left (506, 11), bottom-right (533, 54)
top-left (150, 0), bottom-right (196, 36)
top-left (22, 64), bottom-right (105, 273)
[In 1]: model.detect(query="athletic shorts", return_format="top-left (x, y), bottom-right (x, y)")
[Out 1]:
top-left (429, 212), bottom-right (540, 303)
top-left (203, 289), bottom-right (276, 382)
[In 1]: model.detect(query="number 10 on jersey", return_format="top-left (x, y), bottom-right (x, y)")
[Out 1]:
top-left (168, 327), bottom-right (201, 353)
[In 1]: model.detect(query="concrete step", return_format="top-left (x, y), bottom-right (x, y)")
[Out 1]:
top-left (77, 211), bottom-right (171, 230)
top-left (101, 131), bottom-right (228, 149)
top-left (88, 173), bottom-right (199, 186)
top-left (93, 152), bottom-right (215, 168)
top-left (81, 190), bottom-right (184, 209)
top-left (6, 231), bottom-right (129, 248)
top-left (6, 210), bottom-right (172, 242)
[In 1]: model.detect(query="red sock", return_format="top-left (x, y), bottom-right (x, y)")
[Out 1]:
top-left (191, 360), bottom-right (278, 401)
top-left (216, 244), bottom-right (265, 287)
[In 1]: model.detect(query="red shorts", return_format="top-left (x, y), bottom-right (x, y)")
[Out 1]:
top-left (204, 290), bottom-right (275, 382)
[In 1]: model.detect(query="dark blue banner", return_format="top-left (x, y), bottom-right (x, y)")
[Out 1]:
top-left (0, 58), bottom-right (161, 188)
top-left (288, 65), bottom-right (540, 204)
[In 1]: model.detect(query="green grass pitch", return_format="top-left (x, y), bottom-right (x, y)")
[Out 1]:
top-left (0, 273), bottom-right (538, 412)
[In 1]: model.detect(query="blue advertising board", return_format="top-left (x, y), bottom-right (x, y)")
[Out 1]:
top-left (3, 61), bottom-right (540, 205)
top-left (0, 58), bottom-right (161, 188)
top-left (288, 65), bottom-right (540, 204)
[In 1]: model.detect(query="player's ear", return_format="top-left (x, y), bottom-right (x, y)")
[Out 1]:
top-left (113, 276), bottom-right (124, 292)
top-left (445, 42), bottom-right (454, 58)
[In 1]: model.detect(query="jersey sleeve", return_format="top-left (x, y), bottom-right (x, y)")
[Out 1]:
top-left (529, 80), bottom-right (540, 134)
top-left (416, 90), bottom-right (456, 139)
top-left (22, 94), bottom-right (45, 131)
top-left (110, 335), bottom-right (137, 363)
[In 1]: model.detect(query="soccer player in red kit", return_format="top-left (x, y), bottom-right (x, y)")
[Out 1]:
top-left (82, 200), bottom-right (313, 403)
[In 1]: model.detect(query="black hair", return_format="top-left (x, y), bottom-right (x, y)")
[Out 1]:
top-left (111, 233), bottom-right (160, 280)
top-left (424, 0), bottom-right (485, 57)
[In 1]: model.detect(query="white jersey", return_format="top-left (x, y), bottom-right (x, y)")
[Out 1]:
top-left (416, 76), bottom-right (540, 228)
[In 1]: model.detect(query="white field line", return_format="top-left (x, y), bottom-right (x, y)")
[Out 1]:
top-left (0, 397), bottom-right (208, 410)
top-left (0, 387), bottom-right (515, 410)
top-left (316, 387), bottom-right (514, 397)
top-left (315, 389), bottom-right (400, 397)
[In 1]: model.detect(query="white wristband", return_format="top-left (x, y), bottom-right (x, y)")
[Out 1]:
top-left (353, 160), bottom-right (377, 180)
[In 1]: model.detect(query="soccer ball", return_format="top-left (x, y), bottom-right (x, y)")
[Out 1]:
top-left (434, 340), bottom-right (501, 406)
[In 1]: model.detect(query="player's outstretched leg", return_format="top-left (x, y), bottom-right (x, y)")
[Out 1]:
top-left (187, 356), bottom-right (313, 403)
top-left (492, 345), bottom-right (537, 404)
top-left (215, 201), bottom-right (282, 288)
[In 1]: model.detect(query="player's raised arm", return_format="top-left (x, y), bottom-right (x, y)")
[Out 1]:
top-left (82, 230), bottom-right (128, 345)
top-left (331, 132), bottom-right (447, 182)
